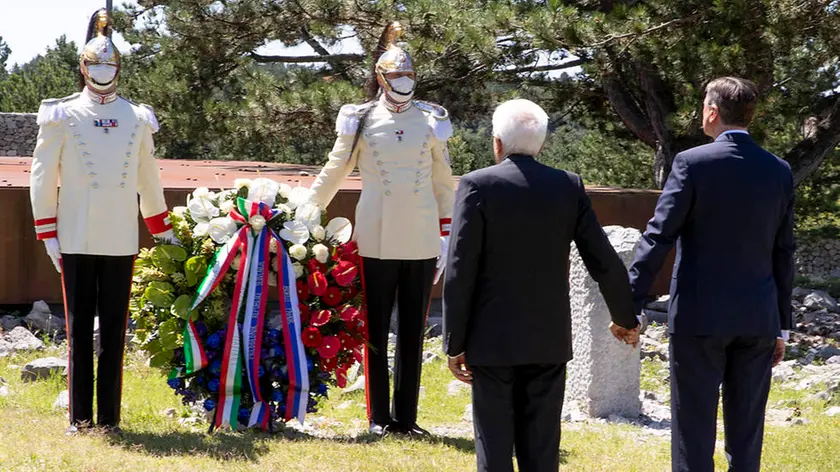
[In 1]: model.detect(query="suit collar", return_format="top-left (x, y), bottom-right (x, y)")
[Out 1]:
top-left (503, 154), bottom-right (535, 162)
top-left (714, 130), bottom-right (753, 144)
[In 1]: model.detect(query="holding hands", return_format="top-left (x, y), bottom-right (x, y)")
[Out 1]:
top-left (609, 322), bottom-right (641, 348)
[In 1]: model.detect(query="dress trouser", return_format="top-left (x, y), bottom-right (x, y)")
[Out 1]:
top-left (670, 334), bottom-right (776, 472)
top-left (361, 257), bottom-right (436, 426)
top-left (471, 364), bottom-right (567, 472)
top-left (61, 253), bottom-right (135, 427)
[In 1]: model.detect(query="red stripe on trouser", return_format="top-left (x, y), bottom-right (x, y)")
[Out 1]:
top-left (358, 256), bottom-right (372, 421)
top-left (59, 260), bottom-right (72, 424)
top-left (115, 255), bottom-right (137, 425)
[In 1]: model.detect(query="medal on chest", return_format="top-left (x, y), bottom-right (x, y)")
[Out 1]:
top-left (395, 129), bottom-right (404, 142)
top-left (93, 118), bottom-right (119, 134)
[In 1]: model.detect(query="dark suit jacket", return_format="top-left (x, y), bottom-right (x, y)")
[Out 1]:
top-left (442, 154), bottom-right (639, 366)
top-left (628, 132), bottom-right (796, 337)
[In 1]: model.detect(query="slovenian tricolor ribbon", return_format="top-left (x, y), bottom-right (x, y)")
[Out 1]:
top-left (187, 197), bottom-right (309, 430)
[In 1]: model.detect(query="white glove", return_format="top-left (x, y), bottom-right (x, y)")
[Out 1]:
top-left (156, 229), bottom-right (182, 246)
top-left (43, 238), bottom-right (62, 273)
top-left (433, 235), bottom-right (449, 285)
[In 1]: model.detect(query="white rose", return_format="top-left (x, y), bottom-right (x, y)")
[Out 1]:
top-left (294, 202), bottom-right (322, 231)
top-left (279, 183), bottom-right (292, 199)
top-left (234, 179), bottom-right (252, 190)
top-left (193, 222), bottom-right (210, 238)
top-left (293, 262), bottom-right (304, 279)
top-left (312, 244), bottom-right (329, 264)
top-left (219, 200), bottom-right (235, 215)
top-left (247, 178), bottom-right (281, 206)
top-left (208, 217), bottom-right (238, 244)
top-left (287, 186), bottom-right (314, 210)
top-left (269, 238), bottom-right (279, 254)
top-left (311, 225), bottom-right (326, 241)
top-left (279, 220), bottom-right (310, 245)
top-left (188, 196), bottom-right (219, 222)
top-left (192, 187), bottom-right (211, 199)
top-left (173, 206), bottom-right (188, 217)
top-left (249, 215), bottom-right (267, 233)
top-left (289, 244), bottom-right (308, 261)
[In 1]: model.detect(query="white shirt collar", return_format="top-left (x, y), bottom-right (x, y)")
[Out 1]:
top-left (720, 129), bottom-right (749, 136)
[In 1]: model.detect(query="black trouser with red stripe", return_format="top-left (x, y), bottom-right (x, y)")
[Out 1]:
top-left (362, 257), bottom-right (436, 427)
top-left (61, 254), bottom-right (135, 427)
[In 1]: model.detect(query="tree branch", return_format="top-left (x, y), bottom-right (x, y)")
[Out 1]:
top-left (593, 13), bottom-right (703, 48)
top-left (785, 94), bottom-right (840, 186)
top-left (601, 73), bottom-right (657, 149)
top-left (249, 53), bottom-right (364, 63)
top-left (499, 57), bottom-right (590, 74)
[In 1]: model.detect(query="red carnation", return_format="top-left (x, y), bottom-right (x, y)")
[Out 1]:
top-left (333, 260), bottom-right (359, 287)
top-left (302, 327), bottom-right (322, 348)
top-left (296, 280), bottom-right (309, 301)
top-left (343, 285), bottom-right (359, 301)
top-left (308, 258), bottom-right (326, 274)
top-left (324, 286), bottom-right (344, 307)
top-left (318, 335), bottom-right (340, 359)
top-left (338, 331), bottom-right (357, 349)
top-left (308, 271), bottom-right (328, 297)
top-left (299, 303), bottom-right (310, 324)
top-left (320, 356), bottom-right (338, 373)
top-left (309, 309), bottom-right (332, 327)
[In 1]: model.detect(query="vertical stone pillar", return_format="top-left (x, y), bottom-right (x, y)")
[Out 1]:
top-left (564, 226), bottom-right (642, 418)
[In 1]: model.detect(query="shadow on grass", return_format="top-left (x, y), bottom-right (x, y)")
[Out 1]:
top-left (109, 429), bottom-right (270, 461)
top-left (108, 426), bottom-right (479, 459)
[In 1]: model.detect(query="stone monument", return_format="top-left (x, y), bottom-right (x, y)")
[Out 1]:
top-left (565, 225), bottom-right (643, 418)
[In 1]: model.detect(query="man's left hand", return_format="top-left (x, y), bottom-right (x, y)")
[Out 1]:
top-left (609, 322), bottom-right (640, 348)
top-left (772, 338), bottom-right (786, 367)
top-left (448, 354), bottom-right (472, 384)
top-left (433, 235), bottom-right (449, 284)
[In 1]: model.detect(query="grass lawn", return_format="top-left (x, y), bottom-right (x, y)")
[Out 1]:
top-left (0, 341), bottom-right (838, 472)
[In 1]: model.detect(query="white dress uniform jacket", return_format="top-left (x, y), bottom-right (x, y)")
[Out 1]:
top-left (30, 88), bottom-right (172, 256)
top-left (310, 98), bottom-right (456, 260)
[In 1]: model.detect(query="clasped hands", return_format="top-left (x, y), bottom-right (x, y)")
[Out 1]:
top-left (609, 322), bottom-right (641, 348)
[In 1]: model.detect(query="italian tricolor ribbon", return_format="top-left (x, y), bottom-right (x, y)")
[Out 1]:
top-left (187, 197), bottom-right (309, 430)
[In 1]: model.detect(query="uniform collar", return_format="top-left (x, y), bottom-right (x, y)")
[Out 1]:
top-left (82, 86), bottom-right (118, 105)
top-left (379, 94), bottom-right (413, 114)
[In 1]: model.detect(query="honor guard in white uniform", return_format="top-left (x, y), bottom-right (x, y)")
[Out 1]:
top-left (308, 22), bottom-right (455, 437)
top-left (29, 9), bottom-right (176, 435)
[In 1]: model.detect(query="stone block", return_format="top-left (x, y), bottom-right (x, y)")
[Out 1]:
top-left (565, 225), bottom-right (642, 419)
top-left (21, 357), bottom-right (68, 382)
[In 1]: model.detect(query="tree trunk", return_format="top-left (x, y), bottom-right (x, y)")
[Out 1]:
top-left (784, 95), bottom-right (840, 186)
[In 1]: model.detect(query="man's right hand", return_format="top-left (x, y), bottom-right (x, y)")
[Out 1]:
top-left (43, 238), bottom-right (62, 273)
top-left (447, 354), bottom-right (473, 384)
top-left (609, 322), bottom-right (640, 348)
top-left (772, 338), bottom-right (786, 367)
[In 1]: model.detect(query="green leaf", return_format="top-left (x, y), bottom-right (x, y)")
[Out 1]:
top-left (149, 350), bottom-right (174, 369)
top-left (144, 338), bottom-right (162, 356)
top-left (151, 245), bottom-right (188, 274)
top-left (159, 318), bottom-right (181, 351)
top-left (184, 256), bottom-right (208, 287)
top-left (145, 281), bottom-right (176, 307)
top-left (171, 294), bottom-right (196, 320)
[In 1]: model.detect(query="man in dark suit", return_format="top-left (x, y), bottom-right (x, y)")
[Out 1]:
top-left (443, 99), bottom-right (641, 472)
top-left (628, 77), bottom-right (795, 472)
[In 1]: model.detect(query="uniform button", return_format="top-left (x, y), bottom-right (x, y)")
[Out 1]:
top-left (377, 160), bottom-right (383, 166)
top-left (385, 190), bottom-right (392, 196)
top-left (124, 161), bottom-right (129, 168)
top-left (423, 142), bottom-right (429, 148)
top-left (126, 152), bottom-right (131, 157)
top-left (415, 180), bottom-right (421, 185)
top-left (78, 142), bottom-right (86, 147)
top-left (380, 170), bottom-right (388, 176)
top-left (89, 172), bottom-right (97, 177)
top-left (69, 123), bottom-right (77, 127)
top-left (414, 189), bottom-right (419, 195)
top-left (83, 151), bottom-right (90, 156)
top-left (120, 182), bottom-right (126, 188)
top-left (86, 161), bottom-right (94, 167)
top-left (128, 141), bottom-right (134, 146)
top-left (122, 172), bottom-right (127, 178)
top-left (74, 133), bottom-right (81, 138)
top-left (383, 180), bottom-right (391, 185)
top-left (92, 182), bottom-right (99, 189)
top-left (373, 151), bottom-right (379, 157)
top-left (131, 133), bottom-right (136, 138)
